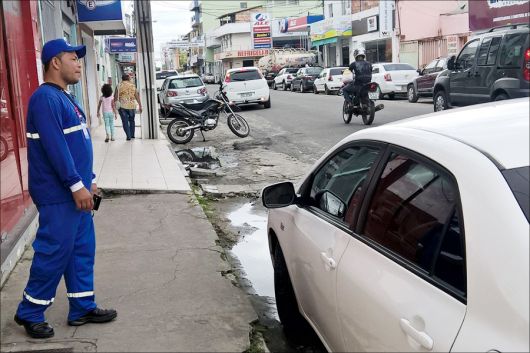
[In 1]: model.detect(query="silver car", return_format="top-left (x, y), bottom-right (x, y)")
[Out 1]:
top-left (159, 74), bottom-right (209, 110)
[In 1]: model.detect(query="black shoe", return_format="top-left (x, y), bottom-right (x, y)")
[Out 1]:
top-left (126, 138), bottom-right (131, 141)
top-left (67, 308), bottom-right (117, 326)
top-left (14, 315), bottom-right (54, 339)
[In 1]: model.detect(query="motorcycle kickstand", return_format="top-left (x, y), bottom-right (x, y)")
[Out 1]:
top-left (199, 129), bottom-right (206, 142)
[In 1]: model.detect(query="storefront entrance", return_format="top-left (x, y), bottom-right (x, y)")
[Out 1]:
top-left (365, 39), bottom-right (392, 63)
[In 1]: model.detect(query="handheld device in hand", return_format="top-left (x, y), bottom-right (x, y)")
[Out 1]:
top-left (93, 194), bottom-right (102, 211)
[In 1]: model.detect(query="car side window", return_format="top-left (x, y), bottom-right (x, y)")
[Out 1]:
top-left (435, 58), bottom-right (446, 71)
top-left (456, 39), bottom-right (479, 70)
top-left (477, 37), bottom-right (492, 66)
top-left (372, 67), bottom-right (380, 74)
top-left (361, 152), bottom-right (465, 294)
top-left (486, 36), bottom-right (502, 65)
top-left (424, 60), bottom-right (438, 74)
top-left (499, 33), bottom-right (528, 68)
top-left (309, 146), bottom-right (380, 224)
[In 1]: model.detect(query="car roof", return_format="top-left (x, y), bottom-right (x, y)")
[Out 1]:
top-left (226, 67), bottom-right (260, 73)
top-left (167, 74), bottom-right (200, 79)
top-left (354, 99), bottom-right (529, 170)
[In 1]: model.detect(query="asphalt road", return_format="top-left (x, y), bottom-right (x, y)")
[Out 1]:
top-left (207, 84), bottom-right (435, 162)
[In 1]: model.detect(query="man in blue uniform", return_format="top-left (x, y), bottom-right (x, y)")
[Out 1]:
top-left (14, 38), bottom-right (117, 339)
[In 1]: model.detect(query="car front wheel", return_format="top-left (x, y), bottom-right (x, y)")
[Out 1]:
top-left (407, 84), bottom-right (418, 103)
top-left (274, 244), bottom-right (310, 335)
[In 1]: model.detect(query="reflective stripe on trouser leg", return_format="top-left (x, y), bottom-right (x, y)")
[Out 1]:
top-left (16, 202), bottom-right (81, 323)
top-left (64, 211), bottom-right (97, 321)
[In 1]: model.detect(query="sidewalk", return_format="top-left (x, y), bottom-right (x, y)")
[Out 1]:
top-left (0, 123), bottom-right (257, 352)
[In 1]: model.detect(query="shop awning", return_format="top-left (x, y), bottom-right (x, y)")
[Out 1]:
top-left (311, 37), bottom-right (338, 47)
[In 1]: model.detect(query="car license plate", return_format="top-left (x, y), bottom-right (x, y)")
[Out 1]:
top-left (368, 92), bottom-right (379, 100)
top-left (240, 92), bottom-right (253, 97)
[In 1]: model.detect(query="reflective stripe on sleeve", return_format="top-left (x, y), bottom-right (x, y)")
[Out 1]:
top-left (23, 291), bottom-right (54, 305)
top-left (26, 125), bottom-right (83, 140)
top-left (66, 291), bottom-right (94, 298)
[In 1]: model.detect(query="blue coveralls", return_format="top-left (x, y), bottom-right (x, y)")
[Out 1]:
top-left (16, 83), bottom-right (97, 323)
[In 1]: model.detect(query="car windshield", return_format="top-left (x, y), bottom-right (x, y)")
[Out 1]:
top-left (383, 64), bottom-right (416, 71)
top-left (230, 70), bottom-right (262, 81)
top-left (330, 68), bottom-right (345, 75)
top-left (168, 77), bottom-right (203, 89)
top-left (156, 71), bottom-right (178, 80)
top-left (502, 166), bottom-right (529, 222)
top-left (306, 67), bottom-right (323, 75)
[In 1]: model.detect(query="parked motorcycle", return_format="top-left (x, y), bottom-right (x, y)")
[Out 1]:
top-left (166, 84), bottom-right (250, 144)
top-left (340, 82), bottom-right (384, 125)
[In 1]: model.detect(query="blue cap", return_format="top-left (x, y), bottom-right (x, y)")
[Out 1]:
top-left (41, 38), bottom-right (86, 64)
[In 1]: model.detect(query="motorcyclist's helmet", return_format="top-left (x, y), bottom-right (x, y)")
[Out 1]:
top-left (355, 48), bottom-right (366, 60)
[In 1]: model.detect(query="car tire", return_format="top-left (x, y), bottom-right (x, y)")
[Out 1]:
top-left (264, 97), bottom-right (271, 109)
top-left (313, 85), bottom-right (319, 94)
top-left (272, 81), bottom-right (277, 90)
top-left (494, 93), bottom-right (509, 101)
top-left (388, 92), bottom-right (395, 100)
top-left (407, 84), bottom-right (418, 103)
top-left (325, 85), bottom-right (331, 95)
top-left (282, 81), bottom-right (288, 91)
top-left (274, 244), bottom-right (310, 336)
top-left (434, 90), bottom-right (449, 112)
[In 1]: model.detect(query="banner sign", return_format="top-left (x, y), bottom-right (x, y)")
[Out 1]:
top-left (251, 13), bottom-right (272, 49)
top-left (447, 35), bottom-right (459, 56)
top-left (118, 53), bottom-right (135, 62)
top-left (107, 37), bottom-right (136, 53)
top-left (310, 15), bottom-right (352, 41)
top-left (77, 0), bottom-right (123, 22)
top-left (469, 0), bottom-right (529, 31)
top-left (214, 49), bottom-right (270, 60)
top-left (379, 0), bottom-right (394, 36)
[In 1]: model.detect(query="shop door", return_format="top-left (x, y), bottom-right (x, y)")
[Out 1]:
top-left (243, 59), bottom-right (254, 67)
top-left (342, 46), bottom-right (350, 66)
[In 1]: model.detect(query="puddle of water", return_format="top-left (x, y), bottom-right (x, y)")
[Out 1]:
top-left (228, 202), bottom-right (275, 298)
top-left (175, 146), bottom-right (221, 169)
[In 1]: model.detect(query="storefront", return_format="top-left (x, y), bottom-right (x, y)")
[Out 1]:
top-left (1, 0), bottom-right (41, 285)
top-left (214, 49), bottom-right (270, 77)
top-left (350, 7), bottom-right (394, 64)
top-left (310, 14), bottom-right (352, 67)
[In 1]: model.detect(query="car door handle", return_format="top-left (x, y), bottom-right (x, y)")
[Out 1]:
top-left (399, 318), bottom-right (433, 350)
top-left (320, 252), bottom-right (337, 270)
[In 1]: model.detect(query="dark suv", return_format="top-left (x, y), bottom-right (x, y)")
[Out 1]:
top-left (433, 25), bottom-right (529, 112)
top-left (407, 57), bottom-right (450, 102)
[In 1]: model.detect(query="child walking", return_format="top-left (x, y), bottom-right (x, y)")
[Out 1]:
top-left (97, 84), bottom-right (117, 142)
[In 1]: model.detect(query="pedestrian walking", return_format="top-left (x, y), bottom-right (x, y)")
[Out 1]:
top-left (97, 84), bottom-right (117, 142)
top-left (14, 38), bottom-right (117, 339)
top-left (114, 73), bottom-right (142, 140)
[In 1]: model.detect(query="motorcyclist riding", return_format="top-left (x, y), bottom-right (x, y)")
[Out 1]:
top-left (343, 49), bottom-right (372, 106)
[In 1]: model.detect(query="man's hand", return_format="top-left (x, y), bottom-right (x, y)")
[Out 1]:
top-left (73, 187), bottom-right (93, 211)
top-left (91, 183), bottom-right (98, 195)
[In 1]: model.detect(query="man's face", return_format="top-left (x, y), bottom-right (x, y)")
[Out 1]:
top-left (56, 52), bottom-right (82, 84)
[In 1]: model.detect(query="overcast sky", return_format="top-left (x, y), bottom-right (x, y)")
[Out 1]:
top-left (123, 1), bottom-right (192, 61)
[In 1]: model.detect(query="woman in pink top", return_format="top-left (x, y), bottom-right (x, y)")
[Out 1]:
top-left (97, 84), bottom-right (117, 142)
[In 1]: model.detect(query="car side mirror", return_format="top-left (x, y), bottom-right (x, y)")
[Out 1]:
top-left (447, 56), bottom-right (456, 71)
top-left (262, 182), bottom-right (297, 209)
top-left (315, 190), bottom-right (346, 218)
top-left (417, 68), bottom-right (423, 75)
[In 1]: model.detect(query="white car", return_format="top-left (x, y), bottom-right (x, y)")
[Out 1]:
top-left (158, 74), bottom-right (209, 112)
top-left (262, 99), bottom-right (529, 352)
top-left (313, 67), bottom-right (346, 95)
top-left (372, 63), bottom-right (418, 99)
top-left (223, 67), bottom-right (271, 109)
top-left (272, 67), bottom-right (299, 91)
top-left (155, 70), bottom-right (178, 92)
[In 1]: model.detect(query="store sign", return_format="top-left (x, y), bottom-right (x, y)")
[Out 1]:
top-left (77, 0), bottom-right (123, 22)
top-left (251, 13), bottom-right (272, 49)
top-left (118, 53), bottom-right (135, 62)
top-left (379, 0), bottom-right (394, 36)
top-left (107, 37), bottom-right (136, 53)
top-left (272, 19), bottom-right (300, 38)
top-left (215, 49), bottom-right (270, 60)
top-left (367, 16), bottom-right (378, 32)
top-left (310, 15), bottom-right (352, 41)
top-left (469, 0), bottom-right (529, 31)
top-left (447, 35), bottom-right (459, 56)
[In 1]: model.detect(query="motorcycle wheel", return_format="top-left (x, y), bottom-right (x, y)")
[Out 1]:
top-left (0, 136), bottom-right (8, 161)
top-left (342, 100), bottom-right (352, 124)
top-left (362, 101), bottom-right (375, 125)
top-left (227, 113), bottom-right (250, 138)
top-left (167, 118), bottom-right (195, 144)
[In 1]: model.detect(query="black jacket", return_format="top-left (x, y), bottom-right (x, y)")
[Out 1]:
top-left (349, 60), bottom-right (372, 85)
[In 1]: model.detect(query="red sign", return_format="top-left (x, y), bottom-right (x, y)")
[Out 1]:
top-left (469, 0), bottom-right (530, 31)
top-left (254, 38), bottom-right (272, 44)
top-left (237, 49), bottom-right (270, 57)
top-left (288, 17), bottom-right (308, 31)
top-left (253, 26), bottom-right (271, 33)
